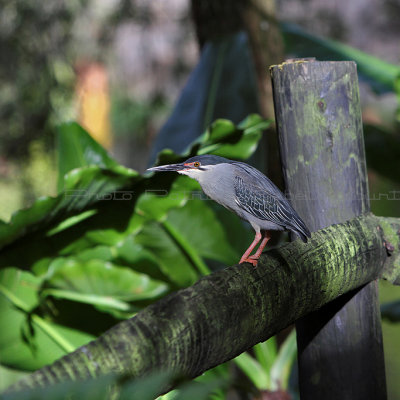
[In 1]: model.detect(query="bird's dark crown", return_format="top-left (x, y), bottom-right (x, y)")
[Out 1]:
top-left (184, 154), bottom-right (233, 166)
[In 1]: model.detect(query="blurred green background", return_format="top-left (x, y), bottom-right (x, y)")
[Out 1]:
top-left (0, 1), bottom-right (399, 399)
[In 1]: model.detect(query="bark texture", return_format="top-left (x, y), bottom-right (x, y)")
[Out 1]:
top-left (7, 214), bottom-right (399, 395)
top-left (270, 59), bottom-right (386, 400)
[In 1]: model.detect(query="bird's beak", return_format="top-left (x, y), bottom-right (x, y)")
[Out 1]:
top-left (147, 163), bottom-right (186, 172)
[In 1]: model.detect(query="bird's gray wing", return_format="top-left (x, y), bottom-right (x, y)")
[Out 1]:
top-left (234, 175), bottom-right (293, 228)
top-left (232, 162), bottom-right (311, 240)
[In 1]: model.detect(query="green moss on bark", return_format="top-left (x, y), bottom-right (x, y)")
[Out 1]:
top-left (7, 214), bottom-right (399, 396)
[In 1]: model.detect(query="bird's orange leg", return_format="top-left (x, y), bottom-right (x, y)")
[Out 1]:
top-left (239, 231), bottom-right (262, 265)
top-left (240, 231), bottom-right (271, 267)
top-left (248, 231), bottom-right (271, 262)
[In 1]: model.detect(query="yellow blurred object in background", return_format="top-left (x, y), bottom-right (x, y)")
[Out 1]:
top-left (76, 62), bottom-right (112, 149)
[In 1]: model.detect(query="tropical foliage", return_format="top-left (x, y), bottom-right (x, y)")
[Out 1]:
top-left (1, 19), bottom-right (400, 399)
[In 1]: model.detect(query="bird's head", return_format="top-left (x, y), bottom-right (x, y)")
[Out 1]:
top-left (147, 154), bottom-right (230, 182)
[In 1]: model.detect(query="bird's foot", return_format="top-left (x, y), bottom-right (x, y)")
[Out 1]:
top-left (239, 257), bottom-right (259, 267)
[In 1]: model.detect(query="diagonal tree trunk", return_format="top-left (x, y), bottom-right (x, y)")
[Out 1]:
top-left (6, 214), bottom-right (400, 395)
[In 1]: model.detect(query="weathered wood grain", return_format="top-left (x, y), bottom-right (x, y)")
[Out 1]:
top-left (271, 60), bottom-right (387, 400)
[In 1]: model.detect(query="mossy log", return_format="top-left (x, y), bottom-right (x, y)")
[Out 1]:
top-left (7, 213), bottom-right (400, 394)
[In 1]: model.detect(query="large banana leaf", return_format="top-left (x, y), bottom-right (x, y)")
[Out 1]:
top-left (0, 116), bottom-right (269, 376)
top-left (149, 32), bottom-right (260, 163)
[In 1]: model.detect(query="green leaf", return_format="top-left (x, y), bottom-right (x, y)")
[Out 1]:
top-left (71, 245), bottom-right (114, 262)
top-left (134, 221), bottom-right (199, 287)
top-left (233, 351), bottom-right (270, 390)
top-left (0, 365), bottom-right (28, 393)
top-left (134, 194), bottom-right (242, 286)
top-left (0, 268), bottom-right (41, 312)
top-left (114, 237), bottom-right (175, 285)
top-left (233, 332), bottom-right (296, 392)
top-left (206, 120), bottom-right (236, 142)
top-left (199, 115), bottom-right (271, 159)
top-left (0, 166), bottom-right (137, 258)
top-left (166, 198), bottom-right (239, 266)
top-left (46, 210), bottom-right (98, 237)
top-left (237, 114), bottom-right (271, 131)
top-left (253, 336), bottom-right (278, 373)
top-left (43, 258), bottom-right (169, 304)
top-left (270, 330), bottom-right (297, 390)
top-left (161, 219), bottom-right (210, 276)
top-left (136, 176), bottom-right (199, 222)
top-left (0, 268), bottom-right (94, 371)
top-left (57, 122), bottom-right (121, 191)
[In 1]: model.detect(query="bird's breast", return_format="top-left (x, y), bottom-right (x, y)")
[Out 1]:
top-left (197, 165), bottom-right (238, 213)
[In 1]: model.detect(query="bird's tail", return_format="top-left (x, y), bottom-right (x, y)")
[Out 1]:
top-left (289, 214), bottom-right (311, 243)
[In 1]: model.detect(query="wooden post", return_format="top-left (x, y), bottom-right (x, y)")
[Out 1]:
top-left (270, 60), bottom-right (387, 400)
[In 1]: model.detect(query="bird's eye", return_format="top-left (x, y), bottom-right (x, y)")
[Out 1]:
top-left (193, 161), bottom-right (201, 168)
